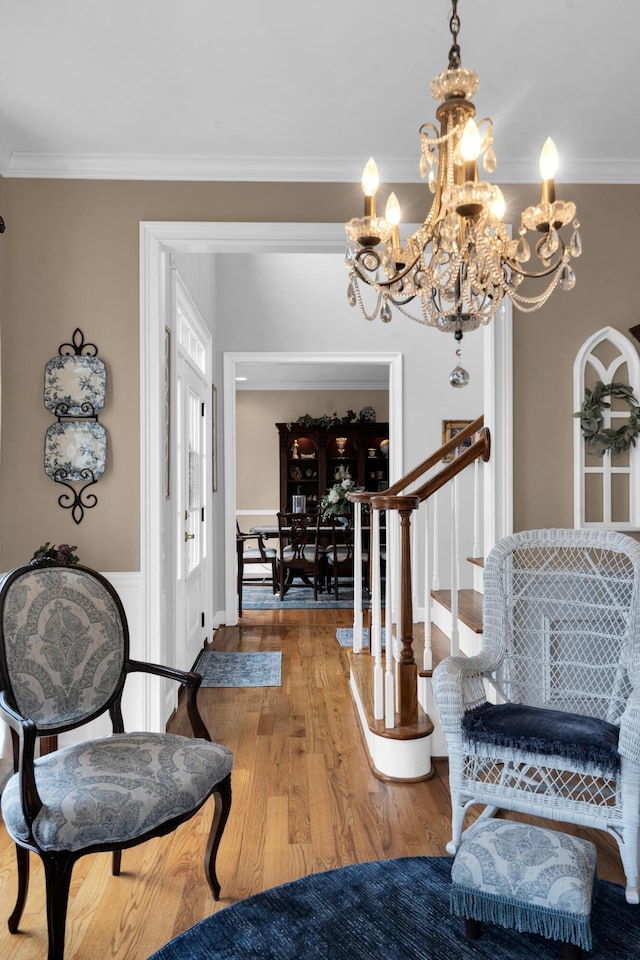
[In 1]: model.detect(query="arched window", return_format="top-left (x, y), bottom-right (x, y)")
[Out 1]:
top-left (573, 326), bottom-right (640, 529)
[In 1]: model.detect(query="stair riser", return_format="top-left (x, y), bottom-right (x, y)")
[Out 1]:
top-left (429, 602), bottom-right (483, 658)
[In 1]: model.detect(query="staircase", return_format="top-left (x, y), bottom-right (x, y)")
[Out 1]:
top-left (348, 417), bottom-right (490, 780)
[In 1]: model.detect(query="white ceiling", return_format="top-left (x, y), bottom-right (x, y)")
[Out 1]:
top-left (0, 0), bottom-right (637, 183)
top-left (234, 360), bottom-right (389, 391)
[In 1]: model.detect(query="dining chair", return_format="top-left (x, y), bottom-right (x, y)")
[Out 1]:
top-left (276, 511), bottom-right (323, 600)
top-left (236, 521), bottom-right (278, 616)
top-left (324, 517), bottom-right (356, 600)
top-left (0, 558), bottom-right (234, 960)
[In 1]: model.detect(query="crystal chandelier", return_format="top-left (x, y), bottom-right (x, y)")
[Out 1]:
top-left (345, 0), bottom-right (582, 355)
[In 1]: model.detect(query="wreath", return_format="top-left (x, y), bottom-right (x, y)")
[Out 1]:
top-left (575, 380), bottom-right (640, 457)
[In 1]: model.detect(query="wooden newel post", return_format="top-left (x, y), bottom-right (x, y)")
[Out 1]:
top-left (371, 493), bottom-right (421, 725)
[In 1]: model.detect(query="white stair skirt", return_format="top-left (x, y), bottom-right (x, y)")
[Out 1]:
top-left (349, 671), bottom-right (432, 780)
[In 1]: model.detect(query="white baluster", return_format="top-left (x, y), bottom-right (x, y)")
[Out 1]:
top-left (384, 511), bottom-right (394, 727)
top-left (423, 500), bottom-right (432, 672)
top-left (473, 458), bottom-right (480, 559)
top-left (450, 477), bottom-right (460, 657)
top-left (393, 508), bottom-right (402, 665)
top-left (371, 508), bottom-right (383, 719)
top-left (352, 500), bottom-right (363, 653)
top-left (432, 490), bottom-right (440, 591)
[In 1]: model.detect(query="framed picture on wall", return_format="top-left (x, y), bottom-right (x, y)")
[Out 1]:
top-left (442, 419), bottom-right (474, 463)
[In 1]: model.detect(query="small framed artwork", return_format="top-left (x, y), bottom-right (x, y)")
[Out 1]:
top-left (442, 419), bottom-right (474, 463)
top-left (212, 384), bottom-right (218, 492)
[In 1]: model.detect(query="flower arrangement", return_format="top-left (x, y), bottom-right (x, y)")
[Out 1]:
top-left (320, 478), bottom-right (364, 518)
top-left (32, 542), bottom-right (80, 564)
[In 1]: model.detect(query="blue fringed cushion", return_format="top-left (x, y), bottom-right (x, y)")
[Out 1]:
top-left (450, 820), bottom-right (596, 950)
top-left (461, 701), bottom-right (620, 774)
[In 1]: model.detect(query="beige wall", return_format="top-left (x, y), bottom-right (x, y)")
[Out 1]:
top-left (236, 389), bottom-right (389, 532)
top-left (512, 183), bottom-right (640, 531)
top-left (0, 178), bottom-right (638, 570)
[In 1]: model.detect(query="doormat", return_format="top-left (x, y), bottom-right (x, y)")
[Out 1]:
top-left (336, 627), bottom-right (386, 648)
top-left (194, 651), bottom-right (282, 687)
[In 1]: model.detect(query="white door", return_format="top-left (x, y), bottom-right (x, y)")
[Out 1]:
top-left (173, 275), bottom-right (212, 677)
top-left (176, 356), bottom-right (209, 669)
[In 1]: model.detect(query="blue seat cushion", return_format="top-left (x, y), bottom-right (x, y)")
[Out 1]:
top-left (461, 701), bottom-right (620, 774)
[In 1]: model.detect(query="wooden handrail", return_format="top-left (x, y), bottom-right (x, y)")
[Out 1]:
top-left (369, 428), bottom-right (490, 512)
top-left (385, 415), bottom-right (484, 497)
top-left (413, 427), bottom-right (490, 504)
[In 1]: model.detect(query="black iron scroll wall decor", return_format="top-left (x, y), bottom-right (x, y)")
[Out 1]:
top-left (43, 328), bottom-right (107, 523)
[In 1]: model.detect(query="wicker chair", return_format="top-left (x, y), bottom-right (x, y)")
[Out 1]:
top-left (433, 529), bottom-right (640, 904)
top-left (0, 560), bottom-right (233, 960)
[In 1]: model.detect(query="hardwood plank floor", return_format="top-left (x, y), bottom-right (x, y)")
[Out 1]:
top-left (0, 606), bottom-right (627, 959)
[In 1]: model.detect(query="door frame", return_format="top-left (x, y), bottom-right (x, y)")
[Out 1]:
top-left (140, 221), bottom-right (513, 731)
top-left (223, 351), bottom-right (403, 622)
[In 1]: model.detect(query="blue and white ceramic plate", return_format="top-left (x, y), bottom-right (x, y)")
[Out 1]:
top-left (44, 355), bottom-right (107, 416)
top-left (44, 421), bottom-right (107, 482)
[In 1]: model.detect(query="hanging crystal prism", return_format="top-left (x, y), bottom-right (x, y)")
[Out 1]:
top-left (483, 146), bottom-right (497, 173)
top-left (568, 227), bottom-right (583, 258)
top-left (538, 226), bottom-right (559, 261)
top-left (449, 348), bottom-right (470, 388)
top-left (515, 236), bottom-right (531, 263)
top-left (380, 299), bottom-right (392, 323)
top-left (347, 282), bottom-right (356, 307)
top-left (559, 263), bottom-right (576, 291)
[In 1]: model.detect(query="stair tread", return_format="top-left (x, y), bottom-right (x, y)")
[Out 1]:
top-left (431, 588), bottom-right (484, 633)
top-left (409, 622), bottom-right (458, 676)
top-left (349, 652), bottom-right (433, 741)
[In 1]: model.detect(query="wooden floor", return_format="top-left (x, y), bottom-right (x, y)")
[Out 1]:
top-left (0, 605), bottom-right (627, 959)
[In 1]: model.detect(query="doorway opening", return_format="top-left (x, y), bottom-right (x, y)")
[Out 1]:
top-left (140, 221), bottom-right (512, 732)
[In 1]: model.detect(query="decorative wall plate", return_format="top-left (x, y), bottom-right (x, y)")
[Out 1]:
top-left (44, 355), bottom-right (107, 416)
top-left (44, 421), bottom-right (107, 482)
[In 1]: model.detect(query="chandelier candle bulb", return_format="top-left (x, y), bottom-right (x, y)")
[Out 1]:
top-left (539, 137), bottom-right (558, 205)
top-left (385, 192), bottom-right (402, 250)
top-left (491, 186), bottom-right (506, 221)
top-left (460, 118), bottom-right (481, 182)
top-left (362, 157), bottom-right (379, 218)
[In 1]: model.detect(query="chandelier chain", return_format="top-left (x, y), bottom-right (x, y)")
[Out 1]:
top-left (448, 0), bottom-right (461, 69)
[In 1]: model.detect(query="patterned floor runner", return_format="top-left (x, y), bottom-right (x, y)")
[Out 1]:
top-left (194, 651), bottom-right (282, 687)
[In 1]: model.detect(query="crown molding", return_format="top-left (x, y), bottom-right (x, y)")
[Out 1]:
top-left (3, 151), bottom-right (640, 184)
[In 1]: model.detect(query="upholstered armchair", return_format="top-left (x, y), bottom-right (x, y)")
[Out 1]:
top-left (433, 529), bottom-right (640, 904)
top-left (0, 560), bottom-right (233, 960)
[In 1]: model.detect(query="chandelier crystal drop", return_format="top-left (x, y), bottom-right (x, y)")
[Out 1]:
top-left (345, 0), bottom-right (581, 345)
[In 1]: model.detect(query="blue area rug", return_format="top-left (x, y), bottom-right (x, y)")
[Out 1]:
top-left (194, 651), bottom-right (281, 687)
top-left (148, 856), bottom-right (637, 960)
top-left (336, 627), bottom-right (386, 647)
top-left (242, 580), bottom-right (358, 610)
